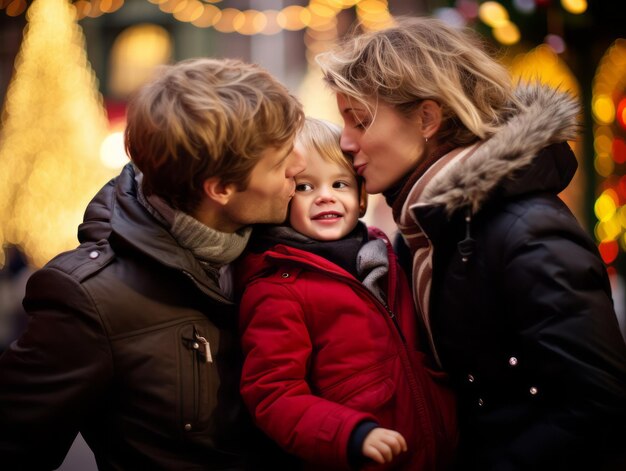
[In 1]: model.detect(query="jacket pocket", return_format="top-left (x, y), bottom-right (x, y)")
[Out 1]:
top-left (179, 322), bottom-right (218, 436)
top-left (321, 357), bottom-right (397, 413)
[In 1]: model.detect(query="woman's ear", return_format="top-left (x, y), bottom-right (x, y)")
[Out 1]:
top-left (417, 99), bottom-right (443, 139)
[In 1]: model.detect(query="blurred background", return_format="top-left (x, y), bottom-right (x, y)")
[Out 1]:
top-left (0, 1), bottom-right (625, 468)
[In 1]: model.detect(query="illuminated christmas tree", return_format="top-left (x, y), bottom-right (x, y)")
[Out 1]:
top-left (0, 0), bottom-right (114, 267)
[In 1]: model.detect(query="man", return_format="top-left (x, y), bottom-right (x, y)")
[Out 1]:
top-left (0, 58), bottom-right (305, 469)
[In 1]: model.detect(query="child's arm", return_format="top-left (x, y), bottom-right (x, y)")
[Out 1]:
top-left (239, 280), bottom-right (378, 469)
top-left (362, 427), bottom-right (407, 464)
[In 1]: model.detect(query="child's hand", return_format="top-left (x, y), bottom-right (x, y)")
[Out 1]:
top-left (362, 427), bottom-right (407, 464)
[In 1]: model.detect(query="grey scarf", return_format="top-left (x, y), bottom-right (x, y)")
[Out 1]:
top-left (136, 177), bottom-right (251, 271)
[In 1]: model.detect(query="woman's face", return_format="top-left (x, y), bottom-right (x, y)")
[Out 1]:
top-left (337, 94), bottom-right (426, 194)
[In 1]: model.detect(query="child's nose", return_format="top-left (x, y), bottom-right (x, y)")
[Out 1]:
top-left (316, 186), bottom-right (335, 203)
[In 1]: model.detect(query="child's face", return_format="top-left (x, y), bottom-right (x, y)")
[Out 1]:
top-left (289, 144), bottom-right (360, 241)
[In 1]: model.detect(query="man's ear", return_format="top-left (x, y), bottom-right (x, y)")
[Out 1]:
top-left (417, 99), bottom-right (442, 139)
top-left (202, 177), bottom-right (235, 206)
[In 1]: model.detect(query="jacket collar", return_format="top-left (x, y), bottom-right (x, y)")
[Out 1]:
top-left (418, 85), bottom-right (580, 216)
top-left (78, 163), bottom-right (230, 303)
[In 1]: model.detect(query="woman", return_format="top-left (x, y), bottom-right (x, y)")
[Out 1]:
top-left (317, 16), bottom-right (626, 470)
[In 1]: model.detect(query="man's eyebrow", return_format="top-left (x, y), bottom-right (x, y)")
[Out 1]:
top-left (274, 145), bottom-right (294, 167)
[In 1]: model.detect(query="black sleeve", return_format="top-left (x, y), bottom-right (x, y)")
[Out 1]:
top-left (347, 420), bottom-right (380, 469)
top-left (0, 267), bottom-right (113, 469)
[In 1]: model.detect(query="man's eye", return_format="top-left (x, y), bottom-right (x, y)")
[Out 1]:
top-left (295, 183), bottom-right (312, 192)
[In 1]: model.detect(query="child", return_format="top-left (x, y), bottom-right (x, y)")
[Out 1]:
top-left (235, 118), bottom-right (457, 470)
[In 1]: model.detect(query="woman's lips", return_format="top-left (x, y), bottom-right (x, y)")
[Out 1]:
top-left (354, 164), bottom-right (366, 177)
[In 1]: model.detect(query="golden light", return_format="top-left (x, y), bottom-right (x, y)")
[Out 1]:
top-left (594, 133), bottom-right (613, 155)
top-left (595, 218), bottom-right (622, 242)
top-left (593, 95), bottom-right (616, 124)
top-left (309, 2), bottom-right (337, 19)
top-left (214, 8), bottom-right (241, 33)
top-left (357, 0), bottom-right (393, 30)
top-left (233, 10), bottom-right (266, 35)
top-left (86, 0), bottom-right (105, 18)
top-left (617, 205), bottom-right (626, 229)
top-left (73, 0), bottom-right (91, 19)
top-left (173, 0), bottom-right (204, 22)
top-left (509, 45), bottom-right (579, 94)
top-left (595, 192), bottom-right (618, 222)
top-left (478, 1), bottom-right (509, 28)
top-left (101, 0), bottom-right (123, 14)
top-left (0, 0), bottom-right (115, 267)
top-left (100, 131), bottom-right (129, 169)
top-left (492, 21), bottom-right (520, 45)
top-left (192, 4), bottom-right (222, 28)
top-left (158, 0), bottom-right (178, 14)
top-left (594, 154), bottom-right (615, 177)
top-left (307, 11), bottom-right (337, 31)
top-left (108, 24), bottom-right (172, 99)
top-left (277, 5), bottom-right (310, 30)
top-left (561, 0), bottom-right (587, 15)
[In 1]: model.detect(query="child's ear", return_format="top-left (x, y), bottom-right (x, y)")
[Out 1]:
top-left (202, 177), bottom-right (235, 206)
top-left (358, 179), bottom-right (368, 217)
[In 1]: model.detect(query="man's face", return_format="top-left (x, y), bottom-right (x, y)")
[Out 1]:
top-left (221, 141), bottom-right (306, 230)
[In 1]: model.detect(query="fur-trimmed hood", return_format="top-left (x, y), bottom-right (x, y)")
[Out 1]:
top-left (420, 85), bottom-right (580, 215)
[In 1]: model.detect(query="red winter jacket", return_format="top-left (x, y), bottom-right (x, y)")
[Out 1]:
top-left (236, 227), bottom-right (457, 470)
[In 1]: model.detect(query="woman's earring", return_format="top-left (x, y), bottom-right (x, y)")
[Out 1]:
top-left (425, 136), bottom-right (429, 143)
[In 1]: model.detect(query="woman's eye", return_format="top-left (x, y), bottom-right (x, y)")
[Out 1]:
top-left (354, 118), bottom-right (370, 129)
top-left (295, 183), bottom-right (312, 192)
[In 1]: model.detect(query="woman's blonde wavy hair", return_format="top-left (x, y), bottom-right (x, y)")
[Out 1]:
top-left (317, 16), bottom-right (521, 147)
top-left (125, 57), bottom-right (304, 213)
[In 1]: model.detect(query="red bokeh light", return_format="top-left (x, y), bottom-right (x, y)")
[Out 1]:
top-left (599, 240), bottom-right (619, 265)
top-left (618, 176), bottom-right (626, 202)
top-left (613, 138), bottom-right (626, 164)
top-left (617, 98), bottom-right (626, 130)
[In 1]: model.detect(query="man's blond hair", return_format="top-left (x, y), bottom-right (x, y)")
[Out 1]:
top-left (317, 17), bottom-right (520, 147)
top-left (125, 57), bottom-right (304, 212)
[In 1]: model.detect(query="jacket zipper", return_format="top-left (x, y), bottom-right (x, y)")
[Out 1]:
top-left (381, 300), bottom-right (407, 344)
top-left (194, 332), bottom-right (213, 363)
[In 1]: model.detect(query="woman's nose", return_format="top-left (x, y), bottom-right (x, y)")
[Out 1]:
top-left (340, 129), bottom-right (359, 155)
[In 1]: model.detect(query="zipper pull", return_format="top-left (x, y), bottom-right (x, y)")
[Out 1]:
top-left (194, 333), bottom-right (213, 363)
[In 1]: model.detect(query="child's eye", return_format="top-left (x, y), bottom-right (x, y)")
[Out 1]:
top-left (295, 183), bottom-right (313, 192)
top-left (333, 181), bottom-right (350, 189)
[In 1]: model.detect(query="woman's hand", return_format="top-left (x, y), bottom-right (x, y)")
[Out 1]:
top-left (362, 427), bottom-right (407, 464)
